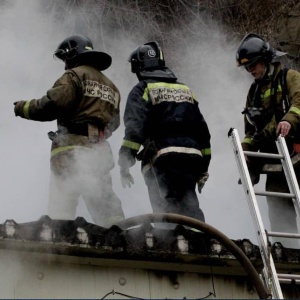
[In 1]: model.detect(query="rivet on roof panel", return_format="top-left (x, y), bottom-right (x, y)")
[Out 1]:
top-left (177, 235), bottom-right (188, 254)
top-left (77, 227), bottom-right (89, 245)
top-left (4, 220), bottom-right (17, 238)
top-left (146, 232), bottom-right (154, 249)
top-left (40, 224), bottom-right (53, 242)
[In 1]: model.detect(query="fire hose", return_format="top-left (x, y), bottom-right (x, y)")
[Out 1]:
top-left (117, 213), bottom-right (270, 299)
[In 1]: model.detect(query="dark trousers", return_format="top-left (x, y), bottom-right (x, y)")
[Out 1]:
top-left (143, 155), bottom-right (205, 222)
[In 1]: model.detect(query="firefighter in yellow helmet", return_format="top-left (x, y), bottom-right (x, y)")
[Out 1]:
top-left (14, 35), bottom-right (124, 227)
top-left (236, 33), bottom-right (300, 247)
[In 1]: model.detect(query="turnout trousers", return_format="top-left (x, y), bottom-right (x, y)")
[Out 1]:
top-left (143, 154), bottom-right (205, 222)
top-left (48, 140), bottom-right (124, 227)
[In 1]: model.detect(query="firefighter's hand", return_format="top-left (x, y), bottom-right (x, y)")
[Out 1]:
top-left (118, 146), bottom-right (137, 169)
top-left (276, 121), bottom-right (291, 138)
top-left (197, 172), bottom-right (209, 193)
top-left (120, 167), bottom-right (134, 188)
top-left (14, 101), bottom-right (24, 117)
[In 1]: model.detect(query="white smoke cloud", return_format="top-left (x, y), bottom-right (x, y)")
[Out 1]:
top-left (0, 0), bottom-right (271, 242)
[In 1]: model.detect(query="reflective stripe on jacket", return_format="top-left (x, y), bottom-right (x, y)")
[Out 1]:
top-left (121, 74), bottom-right (211, 172)
top-left (15, 65), bottom-right (121, 155)
top-left (242, 63), bottom-right (300, 151)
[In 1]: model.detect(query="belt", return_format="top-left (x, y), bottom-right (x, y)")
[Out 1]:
top-left (61, 124), bottom-right (89, 136)
top-left (59, 122), bottom-right (104, 135)
top-left (55, 123), bottom-right (104, 143)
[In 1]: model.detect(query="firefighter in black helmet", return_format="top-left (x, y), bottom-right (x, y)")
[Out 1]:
top-left (118, 41), bottom-right (211, 222)
top-left (14, 35), bottom-right (124, 227)
top-left (236, 33), bottom-right (300, 248)
top-left (54, 35), bottom-right (112, 71)
top-left (128, 42), bottom-right (165, 74)
top-left (236, 33), bottom-right (276, 69)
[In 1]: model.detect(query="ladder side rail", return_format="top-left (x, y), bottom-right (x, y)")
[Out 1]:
top-left (276, 136), bottom-right (300, 218)
top-left (229, 129), bottom-right (269, 250)
top-left (268, 256), bottom-right (284, 299)
top-left (229, 129), bottom-right (283, 298)
top-left (261, 263), bottom-right (284, 299)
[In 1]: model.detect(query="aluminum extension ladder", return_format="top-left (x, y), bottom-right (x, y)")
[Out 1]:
top-left (228, 128), bottom-right (300, 299)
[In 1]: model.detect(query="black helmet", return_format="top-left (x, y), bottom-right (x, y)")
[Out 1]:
top-left (54, 35), bottom-right (111, 70)
top-left (128, 41), bottom-right (165, 73)
top-left (236, 33), bottom-right (286, 67)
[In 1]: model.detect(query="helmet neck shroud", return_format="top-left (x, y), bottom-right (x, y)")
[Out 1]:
top-left (136, 67), bottom-right (177, 82)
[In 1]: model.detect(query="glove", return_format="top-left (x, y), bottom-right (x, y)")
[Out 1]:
top-left (14, 101), bottom-right (25, 117)
top-left (120, 167), bottom-right (134, 188)
top-left (197, 172), bottom-right (209, 193)
top-left (118, 146), bottom-right (138, 169)
top-left (14, 101), bottom-right (21, 116)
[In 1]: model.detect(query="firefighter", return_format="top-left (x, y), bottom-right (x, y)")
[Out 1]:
top-left (14, 35), bottom-right (125, 227)
top-left (118, 42), bottom-right (211, 222)
top-left (236, 33), bottom-right (300, 247)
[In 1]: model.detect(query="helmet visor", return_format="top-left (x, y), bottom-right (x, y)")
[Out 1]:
top-left (53, 49), bottom-right (67, 61)
top-left (53, 47), bottom-right (78, 61)
top-left (243, 57), bottom-right (263, 70)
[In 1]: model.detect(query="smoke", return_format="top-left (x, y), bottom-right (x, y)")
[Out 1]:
top-left (0, 0), bottom-right (60, 222)
top-left (0, 0), bottom-right (270, 242)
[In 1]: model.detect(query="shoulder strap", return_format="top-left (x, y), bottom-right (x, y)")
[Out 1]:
top-left (280, 67), bottom-right (290, 112)
top-left (249, 82), bottom-right (260, 107)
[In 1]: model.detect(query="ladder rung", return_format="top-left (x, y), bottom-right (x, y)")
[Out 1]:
top-left (267, 231), bottom-right (300, 239)
top-left (278, 273), bottom-right (300, 285)
top-left (262, 153), bottom-right (300, 173)
top-left (279, 278), bottom-right (300, 284)
top-left (278, 274), bottom-right (300, 280)
top-left (243, 151), bottom-right (283, 159)
top-left (255, 191), bottom-right (294, 198)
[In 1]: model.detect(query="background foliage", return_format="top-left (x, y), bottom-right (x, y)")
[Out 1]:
top-left (41, 0), bottom-right (300, 70)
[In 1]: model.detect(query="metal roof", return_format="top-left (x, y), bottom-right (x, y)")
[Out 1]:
top-left (1, 215), bottom-right (299, 272)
